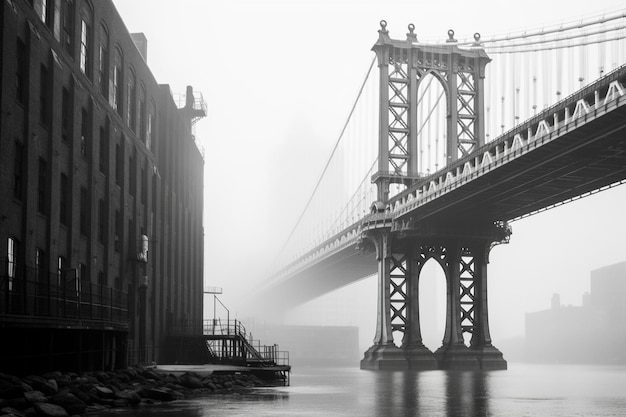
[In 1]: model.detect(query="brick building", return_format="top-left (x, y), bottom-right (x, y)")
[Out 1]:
top-left (0, 0), bottom-right (205, 374)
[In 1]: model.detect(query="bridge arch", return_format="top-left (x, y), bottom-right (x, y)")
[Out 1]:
top-left (418, 257), bottom-right (447, 352)
top-left (415, 71), bottom-right (449, 174)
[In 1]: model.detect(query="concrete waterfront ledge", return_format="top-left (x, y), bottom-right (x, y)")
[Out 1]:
top-left (0, 365), bottom-right (277, 417)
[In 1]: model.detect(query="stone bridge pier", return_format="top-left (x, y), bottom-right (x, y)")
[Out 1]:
top-left (359, 221), bottom-right (509, 371)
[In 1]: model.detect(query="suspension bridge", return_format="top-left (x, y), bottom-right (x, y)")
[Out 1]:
top-left (252, 10), bottom-right (626, 370)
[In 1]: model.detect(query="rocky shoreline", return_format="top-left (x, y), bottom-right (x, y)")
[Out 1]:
top-left (0, 366), bottom-right (270, 417)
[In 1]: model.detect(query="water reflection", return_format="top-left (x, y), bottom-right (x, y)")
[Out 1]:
top-left (373, 371), bottom-right (421, 416)
top-left (372, 370), bottom-right (491, 416)
top-left (444, 371), bottom-right (490, 417)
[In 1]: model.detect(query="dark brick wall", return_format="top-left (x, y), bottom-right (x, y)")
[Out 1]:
top-left (0, 0), bottom-right (204, 368)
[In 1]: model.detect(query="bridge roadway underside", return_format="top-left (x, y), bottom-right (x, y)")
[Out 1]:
top-left (260, 243), bottom-right (377, 313)
top-left (404, 104), bottom-right (626, 228)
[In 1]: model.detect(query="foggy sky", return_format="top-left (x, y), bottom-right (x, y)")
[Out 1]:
top-left (113, 0), bottom-right (626, 350)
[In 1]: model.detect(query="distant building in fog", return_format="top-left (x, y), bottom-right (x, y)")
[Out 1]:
top-left (525, 261), bottom-right (626, 363)
top-left (0, 0), bottom-right (205, 374)
top-left (253, 325), bottom-right (360, 367)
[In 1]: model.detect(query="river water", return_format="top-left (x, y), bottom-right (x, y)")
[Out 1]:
top-left (98, 363), bottom-right (626, 416)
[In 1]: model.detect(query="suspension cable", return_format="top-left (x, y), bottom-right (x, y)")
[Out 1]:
top-left (485, 22), bottom-right (626, 50)
top-left (488, 32), bottom-right (626, 54)
top-left (453, 9), bottom-right (626, 45)
top-left (273, 56), bottom-right (377, 262)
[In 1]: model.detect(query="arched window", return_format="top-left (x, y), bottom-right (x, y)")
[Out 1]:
top-left (61, 0), bottom-right (74, 56)
top-left (79, 1), bottom-right (93, 78)
top-left (127, 68), bottom-right (136, 131)
top-left (147, 101), bottom-right (155, 151)
top-left (98, 23), bottom-right (109, 97)
top-left (111, 47), bottom-right (123, 115)
top-left (139, 83), bottom-right (146, 143)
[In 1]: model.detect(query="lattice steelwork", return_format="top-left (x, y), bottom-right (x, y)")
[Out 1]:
top-left (459, 248), bottom-right (476, 336)
top-left (456, 68), bottom-right (479, 157)
top-left (387, 57), bottom-right (410, 177)
top-left (389, 253), bottom-right (408, 340)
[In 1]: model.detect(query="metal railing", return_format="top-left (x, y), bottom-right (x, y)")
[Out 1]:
top-left (0, 263), bottom-right (127, 325)
top-left (202, 319), bottom-right (289, 367)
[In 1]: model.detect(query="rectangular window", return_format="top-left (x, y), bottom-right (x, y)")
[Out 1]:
top-left (57, 255), bottom-right (65, 288)
top-left (38, 158), bottom-right (47, 215)
top-left (79, 19), bottom-right (90, 75)
top-left (113, 66), bottom-right (122, 115)
top-left (40, 65), bottom-right (50, 127)
top-left (16, 40), bottom-right (26, 104)
top-left (97, 198), bottom-right (105, 244)
top-left (7, 237), bottom-right (18, 292)
top-left (62, 0), bottom-right (74, 56)
top-left (129, 154), bottom-right (136, 197)
top-left (13, 142), bottom-right (24, 201)
top-left (60, 173), bottom-right (68, 226)
top-left (99, 126), bottom-right (106, 173)
top-left (141, 164), bottom-right (147, 205)
top-left (127, 75), bottom-right (136, 131)
top-left (79, 262), bottom-right (88, 283)
top-left (146, 111), bottom-right (153, 151)
top-left (80, 107), bottom-right (89, 158)
top-left (98, 27), bottom-right (108, 97)
top-left (61, 88), bottom-right (71, 142)
top-left (36, 0), bottom-right (47, 23)
top-left (139, 94), bottom-right (146, 143)
top-left (152, 173), bottom-right (157, 213)
top-left (35, 248), bottom-right (46, 285)
top-left (115, 142), bottom-right (123, 186)
top-left (114, 209), bottom-right (121, 252)
top-left (79, 186), bottom-right (88, 235)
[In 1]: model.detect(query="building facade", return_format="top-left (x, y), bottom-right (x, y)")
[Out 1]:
top-left (0, 0), bottom-right (204, 374)
top-left (525, 262), bottom-right (626, 364)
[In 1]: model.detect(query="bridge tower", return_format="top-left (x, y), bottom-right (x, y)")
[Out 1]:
top-left (361, 22), bottom-right (508, 370)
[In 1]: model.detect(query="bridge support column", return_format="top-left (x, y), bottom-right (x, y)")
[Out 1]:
top-left (361, 231), bottom-right (407, 370)
top-left (360, 226), bottom-right (508, 371)
top-left (434, 241), bottom-right (506, 370)
top-left (402, 249), bottom-right (438, 370)
top-left (470, 243), bottom-right (507, 370)
top-left (434, 242), bottom-right (481, 370)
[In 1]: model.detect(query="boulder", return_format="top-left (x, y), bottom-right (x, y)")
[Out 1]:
top-left (93, 372), bottom-right (109, 383)
top-left (92, 386), bottom-right (114, 398)
top-left (69, 389), bottom-right (92, 405)
top-left (0, 382), bottom-right (32, 400)
top-left (33, 403), bottom-right (68, 417)
top-left (45, 380), bottom-right (58, 394)
top-left (141, 370), bottom-right (162, 381)
top-left (145, 388), bottom-right (175, 402)
top-left (85, 404), bottom-right (108, 414)
top-left (0, 407), bottom-right (25, 417)
top-left (53, 375), bottom-right (71, 388)
top-left (7, 397), bottom-right (29, 410)
top-left (51, 392), bottom-right (86, 415)
top-left (178, 373), bottom-right (203, 389)
top-left (41, 372), bottom-right (62, 381)
top-left (112, 399), bottom-right (128, 407)
top-left (170, 391), bottom-right (184, 401)
top-left (23, 391), bottom-right (48, 404)
top-left (22, 407), bottom-right (37, 417)
top-left (114, 390), bottom-right (141, 406)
